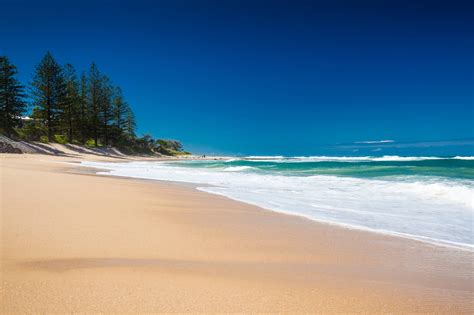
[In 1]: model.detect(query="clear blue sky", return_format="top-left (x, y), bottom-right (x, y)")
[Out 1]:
top-left (2, 0), bottom-right (473, 155)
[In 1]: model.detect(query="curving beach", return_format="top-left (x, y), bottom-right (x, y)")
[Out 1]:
top-left (1, 153), bottom-right (472, 313)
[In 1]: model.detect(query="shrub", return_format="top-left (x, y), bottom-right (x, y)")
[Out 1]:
top-left (85, 139), bottom-right (97, 147)
top-left (14, 120), bottom-right (46, 141)
top-left (54, 134), bottom-right (68, 144)
top-left (39, 135), bottom-right (49, 143)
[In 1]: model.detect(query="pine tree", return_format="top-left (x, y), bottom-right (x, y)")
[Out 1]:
top-left (98, 75), bottom-right (113, 146)
top-left (107, 86), bottom-right (127, 145)
top-left (87, 63), bottom-right (102, 146)
top-left (60, 63), bottom-right (80, 142)
top-left (112, 87), bottom-right (129, 131)
top-left (125, 107), bottom-right (136, 138)
top-left (78, 72), bottom-right (88, 143)
top-left (0, 56), bottom-right (26, 137)
top-left (31, 52), bottom-right (66, 142)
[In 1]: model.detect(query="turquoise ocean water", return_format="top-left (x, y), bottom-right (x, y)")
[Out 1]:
top-left (174, 156), bottom-right (474, 179)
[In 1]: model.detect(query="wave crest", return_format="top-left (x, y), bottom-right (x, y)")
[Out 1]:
top-left (223, 166), bottom-right (256, 172)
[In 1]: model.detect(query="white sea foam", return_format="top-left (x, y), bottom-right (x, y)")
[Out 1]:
top-left (371, 155), bottom-right (443, 161)
top-left (454, 156), bottom-right (474, 160)
top-left (245, 155), bottom-right (285, 160)
top-left (80, 160), bottom-right (474, 250)
top-left (224, 158), bottom-right (241, 163)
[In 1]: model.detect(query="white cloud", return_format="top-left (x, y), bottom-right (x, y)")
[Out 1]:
top-left (355, 140), bottom-right (395, 144)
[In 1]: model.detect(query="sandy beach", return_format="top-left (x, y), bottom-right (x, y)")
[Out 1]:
top-left (1, 153), bottom-right (473, 313)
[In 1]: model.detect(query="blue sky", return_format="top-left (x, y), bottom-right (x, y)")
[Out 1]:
top-left (2, 0), bottom-right (473, 155)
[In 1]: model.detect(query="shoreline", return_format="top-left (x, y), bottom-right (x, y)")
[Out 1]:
top-left (91, 167), bottom-right (474, 253)
top-left (2, 153), bottom-right (473, 312)
top-left (198, 186), bottom-right (474, 252)
top-left (81, 159), bottom-right (474, 253)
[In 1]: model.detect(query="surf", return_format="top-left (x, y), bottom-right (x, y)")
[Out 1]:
top-left (81, 157), bottom-right (474, 250)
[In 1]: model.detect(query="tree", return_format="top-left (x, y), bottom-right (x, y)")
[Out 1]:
top-left (60, 63), bottom-right (80, 142)
top-left (98, 74), bottom-right (113, 146)
top-left (112, 87), bottom-right (128, 131)
top-left (87, 63), bottom-right (102, 146)
top-left (77, 72), bottom-right (88, 143)
top-left (156, 139), bottom-right (183, 155)
top-left (87, 63), bottom-right (134, 147)
top-left (0, 56), bottom-right (26, 137)
top-left (31, 52), bottom-right (66, 142)
top-left (124, 107), bottom-right (136, 138)
top-left (108, 86), bottom-right (131, 145)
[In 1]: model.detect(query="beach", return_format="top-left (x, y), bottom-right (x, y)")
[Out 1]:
top-left (1, 154), bottom-right (473, 313)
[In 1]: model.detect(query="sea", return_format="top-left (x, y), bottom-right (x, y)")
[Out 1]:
top-left (82, 155), bottom-right (474, 251)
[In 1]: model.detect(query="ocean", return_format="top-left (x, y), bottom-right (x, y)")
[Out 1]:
top-left (82, 155), bottom-right (474, 250)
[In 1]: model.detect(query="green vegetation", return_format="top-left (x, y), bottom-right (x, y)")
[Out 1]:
top-left (0, 56), bottom-right (26, 137)
top-left (0, 53), bottom-right (188, 156)
top-left (53, 134), bottom-right (68, 144)
top-left (155, 139), bottom-right (191, 156)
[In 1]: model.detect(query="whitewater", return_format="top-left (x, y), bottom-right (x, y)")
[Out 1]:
top-left (81, 155), bottom-right (474, 250)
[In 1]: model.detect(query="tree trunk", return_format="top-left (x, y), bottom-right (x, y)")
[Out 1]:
top-left (47, 107), bottom-right (52, 142)
top-left (68, 107), bottom-right (73, 143)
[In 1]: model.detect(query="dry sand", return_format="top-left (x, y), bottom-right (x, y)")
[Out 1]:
top-left (1, 153), bottom-right (473, 313)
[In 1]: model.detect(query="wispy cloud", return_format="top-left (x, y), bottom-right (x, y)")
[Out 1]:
top-left (355, 140), bottom-right (395, 144)
top-left (336, 138), bottom-right (474, 150)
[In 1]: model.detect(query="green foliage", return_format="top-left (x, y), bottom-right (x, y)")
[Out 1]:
top-left (155, 139), bottom-right (185, 156)
top-left (39, 135), bottom-right (49, 143)
top-left (157, 147), bottom-right (184, 156)
top-left (114, 137), bottom-right (188, 156)
top-left (0, 56), bottom-right (26, 137)
top-left (31, 52), bottom-right (66, 142)
top-left (59, 63), bottom-right (81, 143)
top-left (87, 62), bottom-right (102, 146)
top-left (178, 151), bottom-right (192, 155)
top-left (85, 139), bottom-right (97, 147)
top-left (15, 123), bottom-right (41, 141)
top-left (125, 108), bottom-right (136, 138)
top-left (15, 108), bottom-right (46, 141)
top-left (54, 134), bottom-right (68, 144)
top-left (77, 72), bottom-right (88, 142)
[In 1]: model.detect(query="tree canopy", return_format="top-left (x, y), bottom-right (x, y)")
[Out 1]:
top-left (0, 56), bottom-right (26, 137)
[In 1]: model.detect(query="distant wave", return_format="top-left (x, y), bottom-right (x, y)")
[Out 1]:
top-left (355, 140), bottom-right (395, 144)
top-left (223, 166), bottom-right (256, 172)
top-left (454, 156), bottom-right (474, 160)
top-left (224, 158), bottom-right (241, 163)
top-left (371, 156), bottom-right (443, 161)
top-left (243, 155), bottom-right (473, 162)
top-left (245, 155), bottom-right (284, 159)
